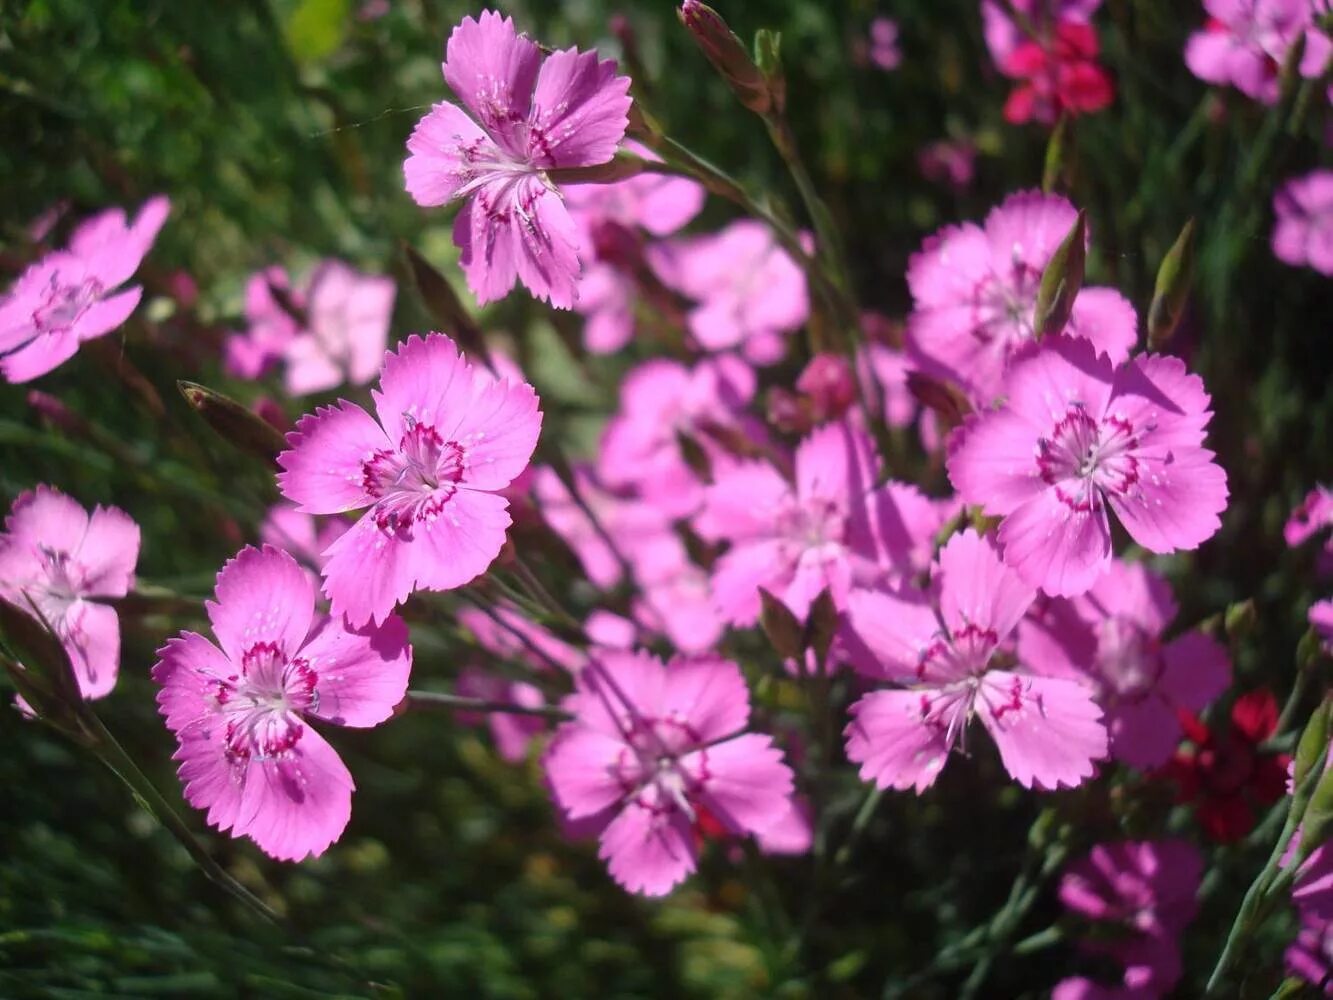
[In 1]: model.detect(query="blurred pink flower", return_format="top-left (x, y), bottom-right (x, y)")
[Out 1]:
top-left (0, 196), bottom-right (169, 382)
top-left (948, 336), bottom-right (1228, 596)
top-left (1185, 0), bottom-right (1332, 104)
top-left (278, 333), bottom-right (541, 626)
top-left (403, 10), bottom-right (632, 308)
top-left (0, 485), bottom-right (140, 701)
top-left (223, 267), bottom-right (302, 379)
top-left (917, 139), bottom-right (977, 190)
top-left (868, 17), bottom-right (902, 71)
top-left (905, 190), bottom-right (1137, 406)
top-left (1287, 484), bottom-right (1333, 577)
top-left (842, 530), bottom-right (1107, 791)
top-left (543, 649), bottom-right (796, 895)
top-left (1272, 170), bottom-right (1333, 276)
top-left (1001, 22), bottom-right (1114, 124)
top-left (153, 546), bottom-right (412, 861)
top-left (982, 0), bottom-right (1102, 69)
top-left (1287, 911), bottom-right (1333, 995)
top-left (259, 503), bottom-right (349, 583)
top-left (284, 261), bottom-right (396, 395)
top-left (1018, 559), bottom-right (1231, 768)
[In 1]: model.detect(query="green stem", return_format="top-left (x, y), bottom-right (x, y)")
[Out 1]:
top-left (404, 689), bottom-right (572, 721)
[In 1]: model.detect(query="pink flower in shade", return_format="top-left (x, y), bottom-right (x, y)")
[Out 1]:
top-left (597, 355), bottom-right (759, 519)
top-left (1273, 170), bottom-right (1333, 276)
top-left (1288, 912), bottom-right (1333, 994)
top-left (0, 196), bottom-right (169, 383)
top-left (1054, 839), bottom-right (1202, 999)
top-left (1287, 484), bottom-right (1333, 577)
top-left (948, 335), bottom-right (1229, 597)
top-left (223, 267), bottom-right (301, 380)
top-left (982, 0), bottom-right (1103, 69)
top-left (841, 530), bottom-right (1107, 792)
top-left (277, 332), bottom-right (542, 627)
top-left (1185, 0), bottom-right (1333, 105)
top-left (153, 546), bottom-right (412, 861)
top-left (0, 486), bottom-right (140, 701)
top-left (905, 191), bottom-right (1138, 406)
top-left (695, 420), bottom-right (946, 626)
top-left (283, 262), bottom-right (396, 396)
top-left (402, 10), bottom-right (632, 308)
top-left (259, 503), bottom-right (350, 583)
top-left (542, 649), bottom-right (796, 896)
top-left (1018, 559), bottom-right (1231, 769)
top-left (867, 17), bottom-right (902, 71)
top-left (917, 138), bottom-right (978, 191)
top-left (455, 668), bottom-right (548, 763)
top-left (630, 535), bottom-right (725, 655)
top-left (1001, 22), bottom-right (1115, 124)
top-left (659, 220), bottom-right (809, 365)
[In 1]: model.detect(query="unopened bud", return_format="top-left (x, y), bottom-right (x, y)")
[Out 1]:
top-left (1034, 209), bottom-right (1087, 338)
top-left (1147, 219), bottom-right (1196, 351)
top-left (27, 390), bottom-right (89, 436)
top-left (753, 28), bottom-right (785, 114)
top-left (1041, 114), bottom-right (1072, 194)
top-left (766, 387), bottom-right (814, 434)
top-left (178, 381), bottom-right (287, 463)
top-left (1294, 698), bottom-right (1332, 789)
top-left (400, 242), bottom-right (491, 368)
top-left (804, 586), bottom-right (839, 668)
top-left (679, 1), bottom-right (773, 115)
top-left (0, 597), bottom-right (81, 709)
top-left (674, 429), bottom-right (713, 481)
top-left (1300, 764), bottom-right (1333, 860)
top-left (796, 353), bottom-right (856, 421)
top-left (758, 588), bottom-right (803, 662)
top-left (906, 371), bottom-right (972, 431)
top-left (1224, 598), bottom-right (1257, 641)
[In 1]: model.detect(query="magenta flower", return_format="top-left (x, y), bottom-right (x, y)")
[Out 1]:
top-left (597, 355), bottom-right (759, 519)
top-left (1054, 839), bottom-right (1202, 998)
top-left (278, 332), bottom-right (542, 627)
top-left (0, 196), bottom-right (169, 383)
top-left (1288, 911), bottom-right (1333, 994)
top-left (905, 191), bottom-right (1137, 405)
top-left (284, 261), bottom-right (396, 396)
top-left (842, 529), bottom-right (1107, 792)
top-left (660, 220), bottom-right (810, 365)
top-left (695, 420), bottom-right (945, 625)
top-left (0, 486), bottom-right (140, 700)
top-left (542, 649), bottom-right (796, 896)
top-left (1019, 559), bottom-right (1230, 768)
top-left (1273, 170), bottom-right (1333, 276)
top-left (982, 0), bottom-right (1102, 69)
top-left (1185, 0), bottom-right (1332, 104)
top-left (403, 10), bottom-right (632, 308)
top-left (867, 18), bottom-right (902, 71)
top-left (948, 336), bottom-right (1228, 597)
top-left (153, 546), bottom-right (412, 861)
top-left (1288, 484), bottom-right (1333, 578)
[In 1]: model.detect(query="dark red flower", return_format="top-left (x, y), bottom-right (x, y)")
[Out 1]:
top-left (1165, 689), bottom-right (1290, 843)
top-left (1002, 22), bottom-right (1114, 125)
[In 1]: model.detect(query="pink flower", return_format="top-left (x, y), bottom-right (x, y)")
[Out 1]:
top-left (1288, 484), bottom-right (1333, 578)
top-left (695, 420), bottom-right (944, 625)
top-left (982, 0), bottom-right (1103, 69)
top-left (403, 10), bottom-right (632, 308)
top-left (0, 196), bottom-right (169, 382)
top-left (259, 503), bottom-right (349, 581)
top-left (597, 355), bottom-right (759, 519)
top-left (659, 220), bottom-right (809, 365)
top-left (284, 261), bottom-right (396, 395)
top-left (1001, 21), bottom-right (1115, 124)
top-left (917, 138), bottom-right (978, 190)
top-left (1018, 559), bottom-right (1231, 768)
top-left (542, 649), bottom-right (796, 895)
top-left (153, 546), bottom-right (412, 861)
top-left (223, 267), bottom-right (301, 380)
top-left (455, 668), bottom-right (548, 763)
top-left (1054, 839), bottom-right (1202, 998)
top-left (842, 529), bottom-right (1107, 791)
top-left (1185, 0), bottom-right (1332, 105)
top-left (1273, 170), bottom-right (1333, 276)
top-left (0, 486), bottom-right (140, 700)
top-left (905, 191), bottom-right (1138, 406)
top-left (948, 336), bottom-right (1229, 597)
top-left (868, 17), bottom-right (902, 71)
top-left (277, 333), bottom-right (542, 627)
top-left (1287, 911), bottom-right (1333, 994)
top-left (629, 533), bottom-right (725, 655)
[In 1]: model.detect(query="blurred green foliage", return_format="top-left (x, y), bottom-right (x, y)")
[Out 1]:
top-left (1, 0), bottom-right (1331, 995)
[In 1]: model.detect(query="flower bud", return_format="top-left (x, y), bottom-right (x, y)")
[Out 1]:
top-left (679, 1), bottom-right (773, 115)
top-left (804, 586), bottom-right (839, 669)
top-left (1224, 597), bottom-right (1257, 642)
top-left (1294, 697), bottom-right (1332, 789)
top-left (796, 353), bottom-right (857, 421)
top-left (400, 242), bottom-right (491, 368)
top-left (178, 381), bottom-right (288, 463)
top-left (1034, 209), bottom-right (1087, 338)
top-left (1147, 219), bottom-right (1196, 351)
top-left (906, 371), bottom-right (972, 431)
top-left (27, 390), bottom-right (89, 436)
top-left (758, 588), bottom-right (804, 662)
top-left (1041, 113), bottom-right (1072, 194)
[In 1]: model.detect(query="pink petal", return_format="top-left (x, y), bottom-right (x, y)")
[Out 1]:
top-left (947, 410), bottom-right (1050, 517)
top-left (528, 46), bottom-right (631, 168)
top-left (442, 10), bottom-right (540, 156)
top-left (843, 586), bottom-right (940, 681)
top-left (403, 101), bottom-right (494, 207)
top-left (658, 655), bottom-right (752, 743)
top-left (153, 631), bottom-right (233, 733)
top-left (77, 503), bottom-right (141, 596)
top-left (71, 286), bottom-right (143, 343)
top-left (1066, 287), bottom-right (1138, 363)
top-left (448, 370), bottom-right (542, 492)
top-left (685, 733), bottom-right (795, 836)
top-left (1109, 351), bottom-right (1214, 453)
top-left (1082, 559), bottom-right (1178, 633)
top-left (371, 333), bottom-right (471, 442)
top-left (1001, 335), bottom-right (1114, 433)
top-left (544, 725), bottom-right (633, 819)
top-left (977, 670), bottom-right (1106, 789)
top-left (694, 461), bottom-right (792, 542)
top-left (938, 528), bottom-right (1036, 641)
top-left (845, 688), bottom-right (956, 793)
top-left (1, 328), bottom-right (81, 383)
top-left (60, 599), bottom-right (120, 699)
top-left (709, 538), bottom-right (788, 626)
top-left (905, 222), bottom-right (991, 308)
top-left (998, 487), bottom-right (1113, 597)
top-left (1107, 451), bottom-right (1228, 555)
top-left (300, 613), bottom-right (413, 728)
top-left (983, 190), bottom-right (1079, 275)
top-left (599, 799), bottom-right (697, 896)
top-left (1106, 696), bottom-right (1182, 769)
top-left (206, 546), bottom-right (315, 664)
top-left (796, 420), bottom-right (879, 507)
top-left (1158, 630), bottom-right (1231, 711)
top-left (277, 401), bottom-right (393, 515)
top-left (2, 485), bottom-right (89, 554)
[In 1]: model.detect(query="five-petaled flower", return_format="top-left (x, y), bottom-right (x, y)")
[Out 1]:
top-left (403, 10), bottom-right (632, 308)
top-left (542, 648), bottom-right (796, 895)
top-left (277, 332), bottom-right (542, 627)
top-left (153, 546), bottom-right (412, 861)
top-left (949, 335), bottom-right (1229, 597)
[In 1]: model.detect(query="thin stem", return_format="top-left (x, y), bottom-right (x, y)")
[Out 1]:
top-left (404, 689), bottom-right (572, 721)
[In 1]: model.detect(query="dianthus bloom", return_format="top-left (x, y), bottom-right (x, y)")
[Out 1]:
top-left (865, 17), bottom-right (902, 70)
top-left (905, 191), bottom-right (1137, 406)
top-left (1165, 688), bottom-right (1289, 842)
top-left (1054, 839), bottom-right (1202, 999)
top-left (1000, 21), bottom-right (1115, 124)
top-left (542, 649), bottom-right (796, 895)
top-left (981, 0), bottom-right (1102, 67)
top-left (403, 10), bottom-right (632, 308)
top-left (659, 219), bottom-right (810, 365)
top-left (1185, 0), bottom-right (1332, 104)
top-left (1019, 559), bottom-right (1230, 768)
top-left (1272, 170), bottom-right (1333, 277)
top-left (0, 486), bottom-right (140, 700)
top-left (948, 335), bottom-right (1228, 597)
top-left (278, 332), bottom-right (542, 627)
top-left (154, 546), bottom-right (412, 861)
top-left (842, 529), bottom-right (1107, 792)
top-left (1288, 484), bottom-right (1333, 578)
top-left (695, 420), bottom-right (944, 625)
top-left (223, 267), bottom-right (301, 379)
top-left (0, 196), bottom-right (169, 382)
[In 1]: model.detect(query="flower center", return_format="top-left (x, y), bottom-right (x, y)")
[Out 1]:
top-left (32, 273), bottom-right (103, 333)
top-left (1035, 403), bottom-right (1142, 512)
top-left (918, 622), bottom-right (999, 682)
top-left (214, 641), bottom-right (318, 763)
top-left (614, 714), bottom-right (706, 819)
top-left (362, 417), bottom-right (467, 537)
top-left (777, 497), bottom-right (846, 555)
top-left (1092, 616), bottom-right (1162, 701)
top-left (972, 258), bottom-right (1041, 346)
